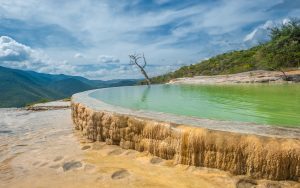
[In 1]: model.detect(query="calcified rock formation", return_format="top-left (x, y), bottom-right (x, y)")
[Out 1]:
top-left (71, 102), bottom-right (300, 181)
top-left (169, 70), bottom-right (300, 84)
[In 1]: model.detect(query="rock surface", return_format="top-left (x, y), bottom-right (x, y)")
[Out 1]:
top-left (71, 101), bottom-right (300, 181)
top-left (1, 101), bottom-right (299, 187)
top-left (168, 70), bottom-right (300, 84)
top-left (26, 100), bottom-right (70, 111)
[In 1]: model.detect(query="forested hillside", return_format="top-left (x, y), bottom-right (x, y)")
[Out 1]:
top-left (148, 19), bottom-right (300, 84)
top-left (0, 66), bottom-right (138, 107)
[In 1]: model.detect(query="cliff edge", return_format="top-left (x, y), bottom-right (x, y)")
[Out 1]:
top-left (71, 101), bottom-right (300, 181)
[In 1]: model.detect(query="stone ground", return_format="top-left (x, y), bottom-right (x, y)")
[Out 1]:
top-left (169, 70), bottom-right (300, 84)
top-left (0, 102), bottom-right (299, 188)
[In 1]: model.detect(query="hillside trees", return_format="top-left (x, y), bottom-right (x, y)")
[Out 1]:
top-left (148, 18), bottom-right (300, 84)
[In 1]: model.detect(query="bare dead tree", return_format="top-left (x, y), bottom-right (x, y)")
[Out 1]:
top-left (129, 53), bottom-right (151, 85)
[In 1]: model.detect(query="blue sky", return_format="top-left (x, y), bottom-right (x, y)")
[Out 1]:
top-left (0, 0), bottom-right (299, 80)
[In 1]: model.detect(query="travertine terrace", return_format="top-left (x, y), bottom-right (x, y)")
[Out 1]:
top-left (71, 89), bottom-right (300, 181)
top-left (168, 70), bottom-right (300, 84)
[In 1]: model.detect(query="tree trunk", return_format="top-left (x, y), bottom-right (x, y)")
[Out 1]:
top-left (129, 53), bottom-right (151, 85)
top-left (137, 64), bottom-right (151, 85)
top-left (280, 69), bottom-right (289, 81)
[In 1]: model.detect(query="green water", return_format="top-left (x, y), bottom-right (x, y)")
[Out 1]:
top-left (89, 84), bottom-right (300, 127)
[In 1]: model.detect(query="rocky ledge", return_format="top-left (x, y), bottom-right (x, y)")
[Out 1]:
top-left (71, 90), bottom-right (300, 182)
top-left (26, 101), bottom-right (70, 111)
top-left (168, 70), bottom-right (300, 84)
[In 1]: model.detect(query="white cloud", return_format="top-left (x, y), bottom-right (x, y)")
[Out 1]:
top-left (0, 36), bottom-right (179, 80)
top-left (74, 53), bottom-right (84, 59)
top-left (97, 55), bottom-right (120, 64)
top-left (0, 36), bottom-right (31, 61)
top-left (243, 18), bottom-right (291, 45)
top-left (0, 36), bottom-right (81, 76)
top-left (0, 36), bottom-right (51, 69)
top-left (0, 0), bottom-right (228, 62)
top-left (243, 21), bottom-right (273, 43)
top-left (282, 18), bottom-right (290, 25)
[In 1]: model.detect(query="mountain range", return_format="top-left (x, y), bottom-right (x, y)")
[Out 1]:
top-left (0, 66), bottom-right (138, 107)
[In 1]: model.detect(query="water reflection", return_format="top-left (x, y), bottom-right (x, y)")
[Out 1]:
top-left (140, 85), bottom-right (151, 102)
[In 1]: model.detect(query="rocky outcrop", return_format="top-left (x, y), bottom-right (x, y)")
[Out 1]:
top-left (26, 101), bottom-right (70, 111)
top-left (71, 101), bottom-right (300, 181)
top-left (169, 70), bottom-right (300, 84)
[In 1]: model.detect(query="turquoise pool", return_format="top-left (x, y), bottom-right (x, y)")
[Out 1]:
top-left (89, 84), bottom-right (300, 127)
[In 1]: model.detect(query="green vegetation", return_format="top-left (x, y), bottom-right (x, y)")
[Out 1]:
top-left (147, 18), bottom-right (300, 84)
top-left (62, 98), bottom-right (71, 102)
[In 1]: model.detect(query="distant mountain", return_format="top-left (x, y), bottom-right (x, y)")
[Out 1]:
top-left (0, 66), bottom-right (138, 107)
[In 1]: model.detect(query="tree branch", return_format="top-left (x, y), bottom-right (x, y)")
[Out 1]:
top-left (129, 53), bottom-right (151, 85)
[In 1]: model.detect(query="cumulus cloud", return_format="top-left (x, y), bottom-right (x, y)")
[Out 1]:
top-left (97, 55), bottom-right (120, 64)
top-left (0, 36), bottom-right (80, 76)
top-left (0, 36), bottom-right (32, 61)
top-left (0, 36), bottom-right (50, 69)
